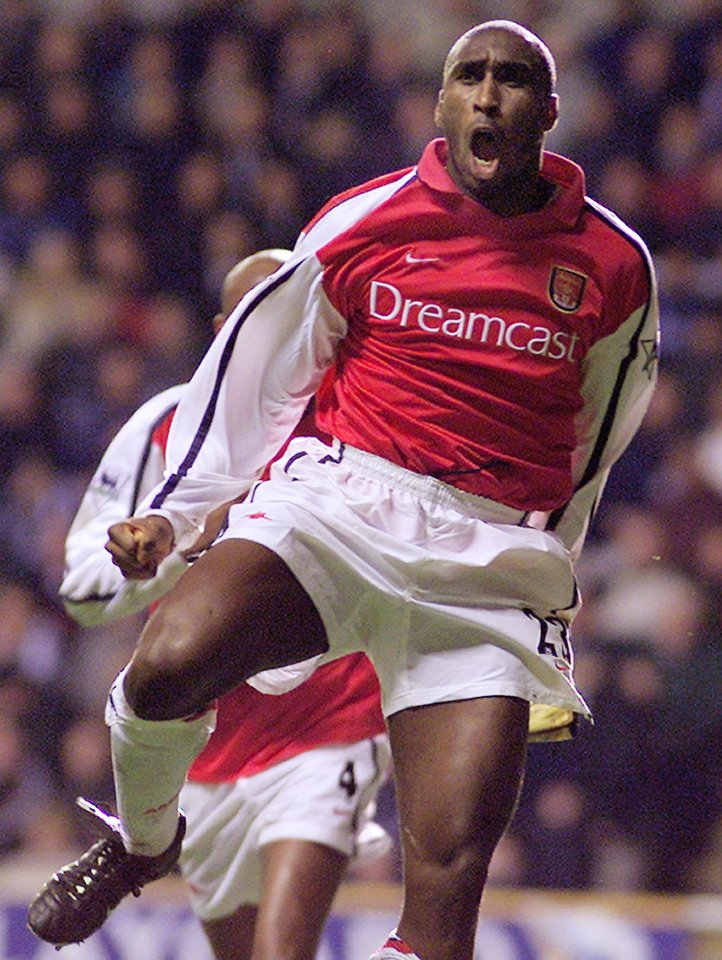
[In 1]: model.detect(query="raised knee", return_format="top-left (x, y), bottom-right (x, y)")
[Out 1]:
top-left (125, 630), bottom-right (210, 721)
top-left (125, 665), bottom-right (185, 720)
top-left (128, 590), bottom-right (234, 717)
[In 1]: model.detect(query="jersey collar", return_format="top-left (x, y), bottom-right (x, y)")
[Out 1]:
top-left (417, 138), bottom-right (585, 232)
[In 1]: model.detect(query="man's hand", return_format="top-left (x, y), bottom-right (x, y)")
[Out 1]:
top-left (105, 516), bottom-right (175, 580)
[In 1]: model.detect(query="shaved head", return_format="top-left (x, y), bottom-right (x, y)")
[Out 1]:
top-left (443, 20), bottom-right (556, 95)
top-left (220, 248), bottom-right (293, 318)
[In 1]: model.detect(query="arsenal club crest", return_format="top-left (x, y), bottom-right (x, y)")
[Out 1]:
top-left (549, 266), bottom-right (587, 313)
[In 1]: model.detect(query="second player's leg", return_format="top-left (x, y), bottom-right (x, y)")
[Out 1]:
top-left (124, 539), bottom-right (329, 719)
top-left (251, 839), bottom-right (348, 960)
top-left (388, 696), bottom-right (529, 960)
top-left (200, 840), bottom-right (346, 960)
top-left (201, 905), bottom-right (258, 960)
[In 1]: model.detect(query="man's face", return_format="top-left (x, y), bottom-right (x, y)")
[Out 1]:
top-left (434, 27), bottom-right (558, 209)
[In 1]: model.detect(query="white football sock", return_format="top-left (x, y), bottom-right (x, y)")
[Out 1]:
top-left (105, 666), bottom-right (216, 856)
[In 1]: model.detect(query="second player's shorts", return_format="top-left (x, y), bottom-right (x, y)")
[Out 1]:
top-left (179, 733), bottom-right (390, 920)
top-left (218, 437), bottom-right (591, 721)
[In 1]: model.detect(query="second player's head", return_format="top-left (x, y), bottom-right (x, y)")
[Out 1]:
top-left (212, 248), bottom-right (293, 335)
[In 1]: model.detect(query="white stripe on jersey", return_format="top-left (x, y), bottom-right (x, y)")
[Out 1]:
top-left (295, 169), bottom-right (417, 256)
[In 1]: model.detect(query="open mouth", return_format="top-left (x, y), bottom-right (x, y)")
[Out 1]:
top-left (467, 128), bottom-right (502, 181)
top-left (470, 128), bottom-right (501, 162)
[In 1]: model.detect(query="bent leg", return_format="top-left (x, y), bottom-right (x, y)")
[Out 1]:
top-left (199, 840), bottom-right (346, 960)
top-left (109, 540), bottom-right (327, 854)
top-left (125, 539), bottom-right (328, 719)
top-left (389, 696), bottom-right (529, 960)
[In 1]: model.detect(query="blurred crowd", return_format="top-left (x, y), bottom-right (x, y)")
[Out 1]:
top-left (1, 0), bottom-right (721, 898)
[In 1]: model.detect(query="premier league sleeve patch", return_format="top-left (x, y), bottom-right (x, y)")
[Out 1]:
top-left (548, 265), bottom-right (587, 313)
top-left (89, 467), bottom-right (129, 501)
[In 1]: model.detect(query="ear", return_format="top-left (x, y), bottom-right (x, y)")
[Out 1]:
top-left (544, 93), bottom-right (559, 133)
top-left (433, 89), bottom-right (444, 129)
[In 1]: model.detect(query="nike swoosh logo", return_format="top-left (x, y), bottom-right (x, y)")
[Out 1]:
top-left (405, 252), bottom-right (441, 263)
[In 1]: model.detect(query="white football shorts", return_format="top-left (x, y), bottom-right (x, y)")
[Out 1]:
top-left (179, 734), bottom-right (390, 920)
top-left (217, 437), bottom-right (591, 721)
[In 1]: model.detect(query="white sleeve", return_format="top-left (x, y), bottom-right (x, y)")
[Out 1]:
top-left (60, 385), bottom-right (190, 626)
top-left (531, 265), bottom-right (660, 561)
top-left (136, 255), bottom-right (347, 545)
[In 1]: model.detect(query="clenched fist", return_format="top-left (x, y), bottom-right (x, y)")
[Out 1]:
top-left (106, 515), bottom-right (175, 580)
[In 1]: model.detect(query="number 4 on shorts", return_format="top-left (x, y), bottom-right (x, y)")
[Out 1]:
top-left (339, 761), bottom-right (357, 798)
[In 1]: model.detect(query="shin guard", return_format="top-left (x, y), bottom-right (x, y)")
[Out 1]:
top-left (105, 667), bottom-right (216, 856)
